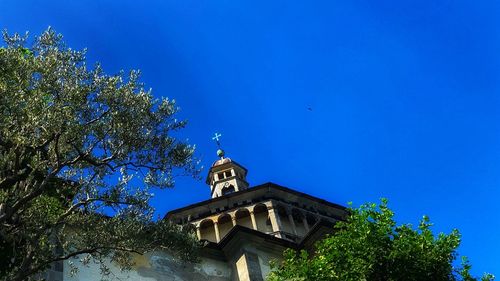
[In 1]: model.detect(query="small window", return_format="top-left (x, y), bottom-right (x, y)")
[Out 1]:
top-left (217, 172), bottom-right (225, 180)
top-left (225, 170), bottom-right (232, 178)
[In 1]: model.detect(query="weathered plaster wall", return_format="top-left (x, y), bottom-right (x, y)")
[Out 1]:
top-left (63, 251), bottom-right (231, 281)
top-left (256, 250), bottom-right (274, 280)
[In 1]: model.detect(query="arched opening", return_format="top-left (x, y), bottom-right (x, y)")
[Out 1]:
top-left (276, 205), bottom-right (293, 235)
top-left (235, 209), bottom-right (253, 229)
top-left (199, 219), bottom-right (216, 242)
top-left (306, 214), bottom-right (317, 229)
top-left (292, 209), bottom-right (306, 236)
top-left (254, 204), bottom-right (272, 233)
top-left (221, 185), bottom-right (235, 196)
top-left (218, 214), bottom-right (233, 239)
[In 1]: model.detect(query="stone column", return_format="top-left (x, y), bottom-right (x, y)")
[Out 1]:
top-left (214, 221), bottom-right (221, 242)
top-left (288, 212), bottom-right (297, 235)
top-left (235, 251), bottom-right (264, 281)
top-left (267, 202), bottom-right (283, 238)
top-left (250, 211), bottom-right (258, 230)
top-left (303, 215), bottom-right (310, 232)
top-left (196, 226), bottom-right (201, 240)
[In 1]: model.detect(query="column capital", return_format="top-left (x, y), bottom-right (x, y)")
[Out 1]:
top-left (266, 199), bottom-right (277, 208)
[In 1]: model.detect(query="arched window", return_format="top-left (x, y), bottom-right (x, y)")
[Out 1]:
top-left (222, 185), bottom-right (235, 196)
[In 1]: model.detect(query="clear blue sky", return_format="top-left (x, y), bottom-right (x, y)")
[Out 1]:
top-left (2, 0), bottom-right (499, 276)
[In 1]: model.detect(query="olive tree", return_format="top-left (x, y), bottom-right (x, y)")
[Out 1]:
top-left (0, 28), bottom-right (201, 281)
top-left (268, 199), bottom-right (494, 281)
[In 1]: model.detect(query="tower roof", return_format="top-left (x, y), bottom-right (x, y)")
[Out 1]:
top-left (211, 157), bottom-right (232, 167)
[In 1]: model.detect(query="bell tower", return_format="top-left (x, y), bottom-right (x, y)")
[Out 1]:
top-left (206, 133), bottom-right (249, 198)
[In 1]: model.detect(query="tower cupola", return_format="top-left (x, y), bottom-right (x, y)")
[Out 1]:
top-left (207, 133), bottom-right (249, 198)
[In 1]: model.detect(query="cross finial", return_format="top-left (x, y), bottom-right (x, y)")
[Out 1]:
top-left (212, 133), bottom-right (225, 158)
top-left (212, 132), bottom-right (222, 147)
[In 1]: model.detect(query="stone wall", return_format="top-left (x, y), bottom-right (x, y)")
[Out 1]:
top-left (63, 251), bottom-right (231, 281)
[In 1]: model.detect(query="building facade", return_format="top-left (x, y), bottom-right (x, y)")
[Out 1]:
top-left (56, 150), bottom-right (346, 281)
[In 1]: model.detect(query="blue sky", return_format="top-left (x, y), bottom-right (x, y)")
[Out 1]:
top-left (2, 0), bottom-right (499, 276)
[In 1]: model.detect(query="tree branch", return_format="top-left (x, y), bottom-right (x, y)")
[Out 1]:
top-left (0, 166), bottom-right (33, 190)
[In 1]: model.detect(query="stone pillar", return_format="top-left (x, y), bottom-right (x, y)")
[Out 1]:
top-left (235, 251), bottom-right (264, 281)
top-left (214, 221), bottom-right (221, 242)
top-left (288, 212), bottom-right (297, 235)
top-left (231, 215), bottom-right (237, 226)
top-left (303, 215), bottom-right (310, 232)
top-left (267, 202), bottom-right (283, 238)
top-left (250, 211), bottom-right (258, 230)
top-left (196, 226), bottom-right (201, 240)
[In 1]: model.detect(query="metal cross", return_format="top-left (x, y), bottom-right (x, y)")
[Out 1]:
top-left (212, 132), bottom-right (222, 146)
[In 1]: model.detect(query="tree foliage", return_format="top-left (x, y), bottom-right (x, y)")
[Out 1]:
top-left (0, 28), bottom-right (201, 281)
top-left (268, 199), bottom-right (494, 281)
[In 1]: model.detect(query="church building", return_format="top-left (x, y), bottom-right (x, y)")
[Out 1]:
top-left (55, 146), bottom-right (347, 281)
